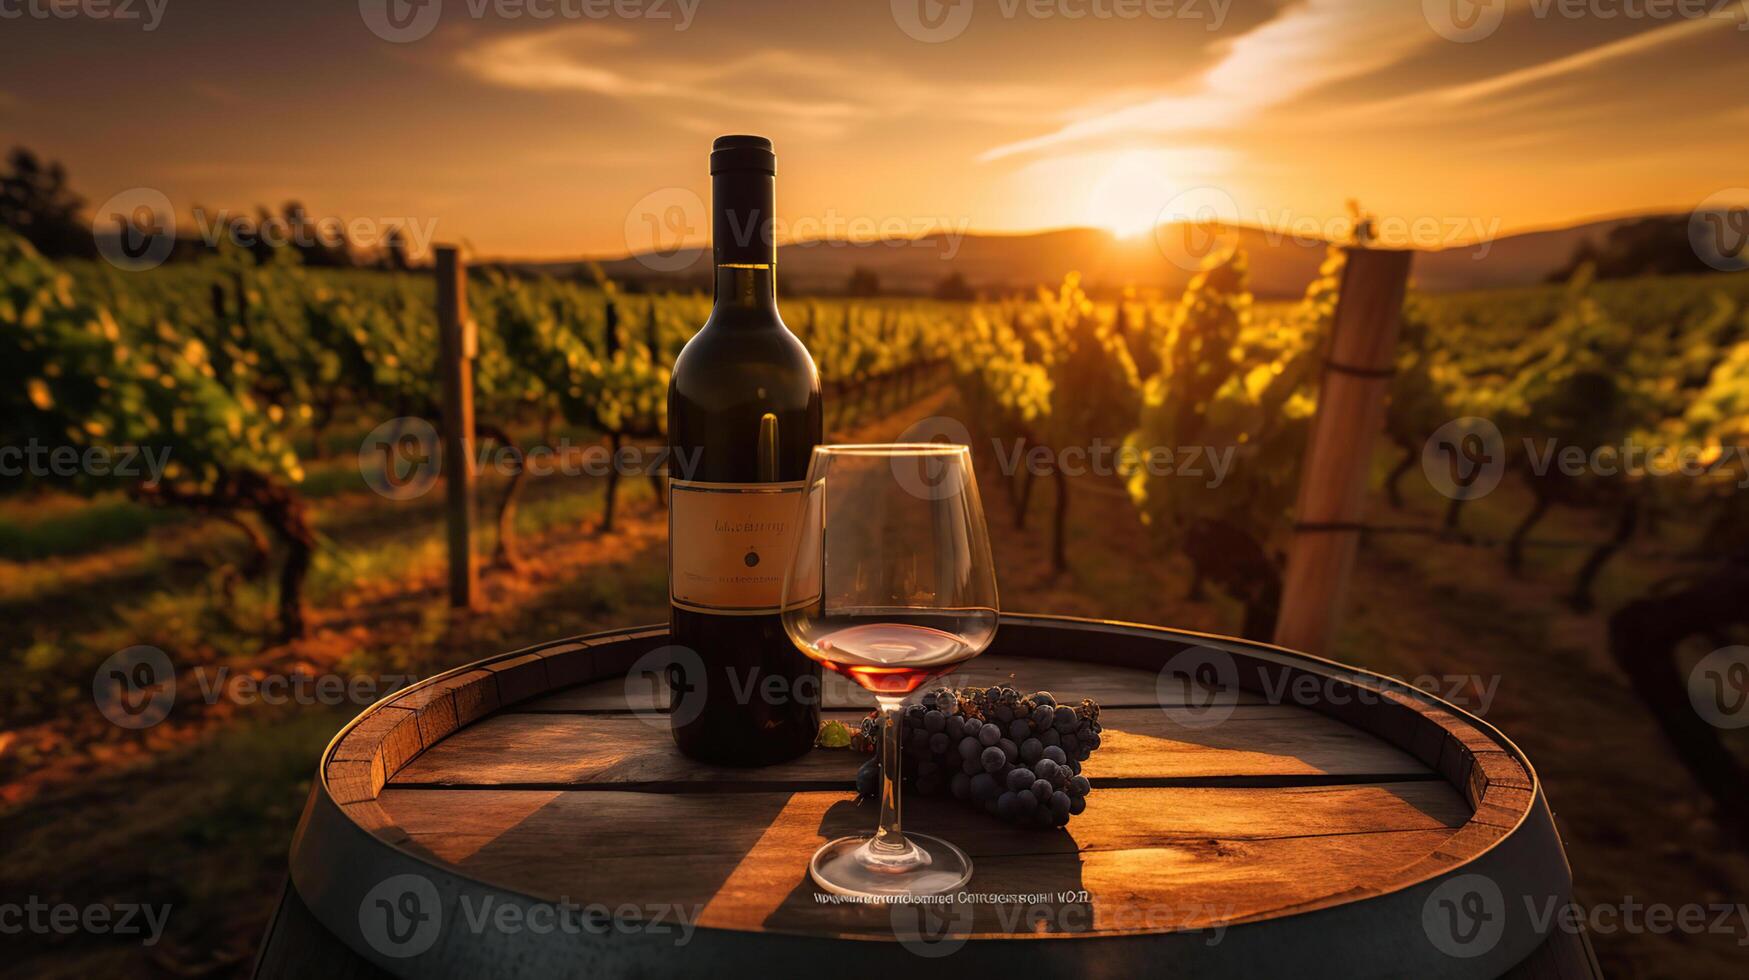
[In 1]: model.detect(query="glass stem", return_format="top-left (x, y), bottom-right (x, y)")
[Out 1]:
top-left (872, 697), bottom-right (906, 854)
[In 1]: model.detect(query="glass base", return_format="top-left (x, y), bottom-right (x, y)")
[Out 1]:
top-left (809, 833), bottom-right (972, 899)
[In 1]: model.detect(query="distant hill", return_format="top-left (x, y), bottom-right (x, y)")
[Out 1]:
top-left (509, 213), bottom-right (1683, 299)
top-left (1413, 215), bottom-right (1657, 292)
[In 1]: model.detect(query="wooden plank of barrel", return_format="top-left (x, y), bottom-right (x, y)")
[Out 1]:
top-left (260, 614), bottom-right (1597, 980)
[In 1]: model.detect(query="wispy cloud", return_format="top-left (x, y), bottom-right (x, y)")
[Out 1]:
top-left (162, 162), bottom-right (305, 182)
top-left (1368, 9), bottom-right (1744, 113)
top-left (458, 25), bottom-right (1057, 138)
top-left (979, 0), bottom-right (1433, 161)
top-left (186, 81), bottom-right (247, 107)
top-left (459, 27), bottom-right (856, 127)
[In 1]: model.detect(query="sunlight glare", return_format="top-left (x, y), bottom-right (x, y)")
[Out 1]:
top-left (1087, 150), bottom-right (1179, 239)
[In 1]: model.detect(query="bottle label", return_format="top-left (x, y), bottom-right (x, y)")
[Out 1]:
top-left (669, 479), bottom-right (816, 614)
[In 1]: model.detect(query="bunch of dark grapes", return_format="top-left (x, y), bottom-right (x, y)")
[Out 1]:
top-left (853, 686), bottom-right (1102, 829)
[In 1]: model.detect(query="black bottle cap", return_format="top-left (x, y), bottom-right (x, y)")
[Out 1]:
top-left (711, 135), bottom-right (775, 175)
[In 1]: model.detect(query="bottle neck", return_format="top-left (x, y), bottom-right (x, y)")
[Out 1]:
top-left (712, 264), bottom-right (777, 313)
top-left (709, 161), bottom-right (777, 317)
top-left (712, 169), bottom-right (775, 266)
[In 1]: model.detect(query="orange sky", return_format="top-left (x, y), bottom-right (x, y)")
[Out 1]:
top-left (2, 0), bottom-right (1745, 259)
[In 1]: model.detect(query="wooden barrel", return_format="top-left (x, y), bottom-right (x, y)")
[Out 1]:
top-left (260, 614), bottom-right (1596, 979)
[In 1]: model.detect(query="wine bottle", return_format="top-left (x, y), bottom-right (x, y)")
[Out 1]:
top-left (667, 135), bottom-right (823, 766)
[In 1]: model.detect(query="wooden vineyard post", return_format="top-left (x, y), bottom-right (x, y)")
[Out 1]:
top-left (1274, 248), bottom-right (1414, 656)
top-left (436, 245), bottom-right (478, 610)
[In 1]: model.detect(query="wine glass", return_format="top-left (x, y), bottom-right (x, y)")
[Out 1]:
top-left (780, 444), bottom-right (999, 898)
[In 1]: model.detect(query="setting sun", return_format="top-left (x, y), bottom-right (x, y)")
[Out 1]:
top-left (1086, 150), bottom-right (1183, 239)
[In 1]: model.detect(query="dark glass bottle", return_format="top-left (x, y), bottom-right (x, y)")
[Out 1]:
top-left (667, 135), bottom-right (823, 766)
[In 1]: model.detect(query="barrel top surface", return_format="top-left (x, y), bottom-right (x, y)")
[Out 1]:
top-left (293, 614), bottom-right (1567, 976)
